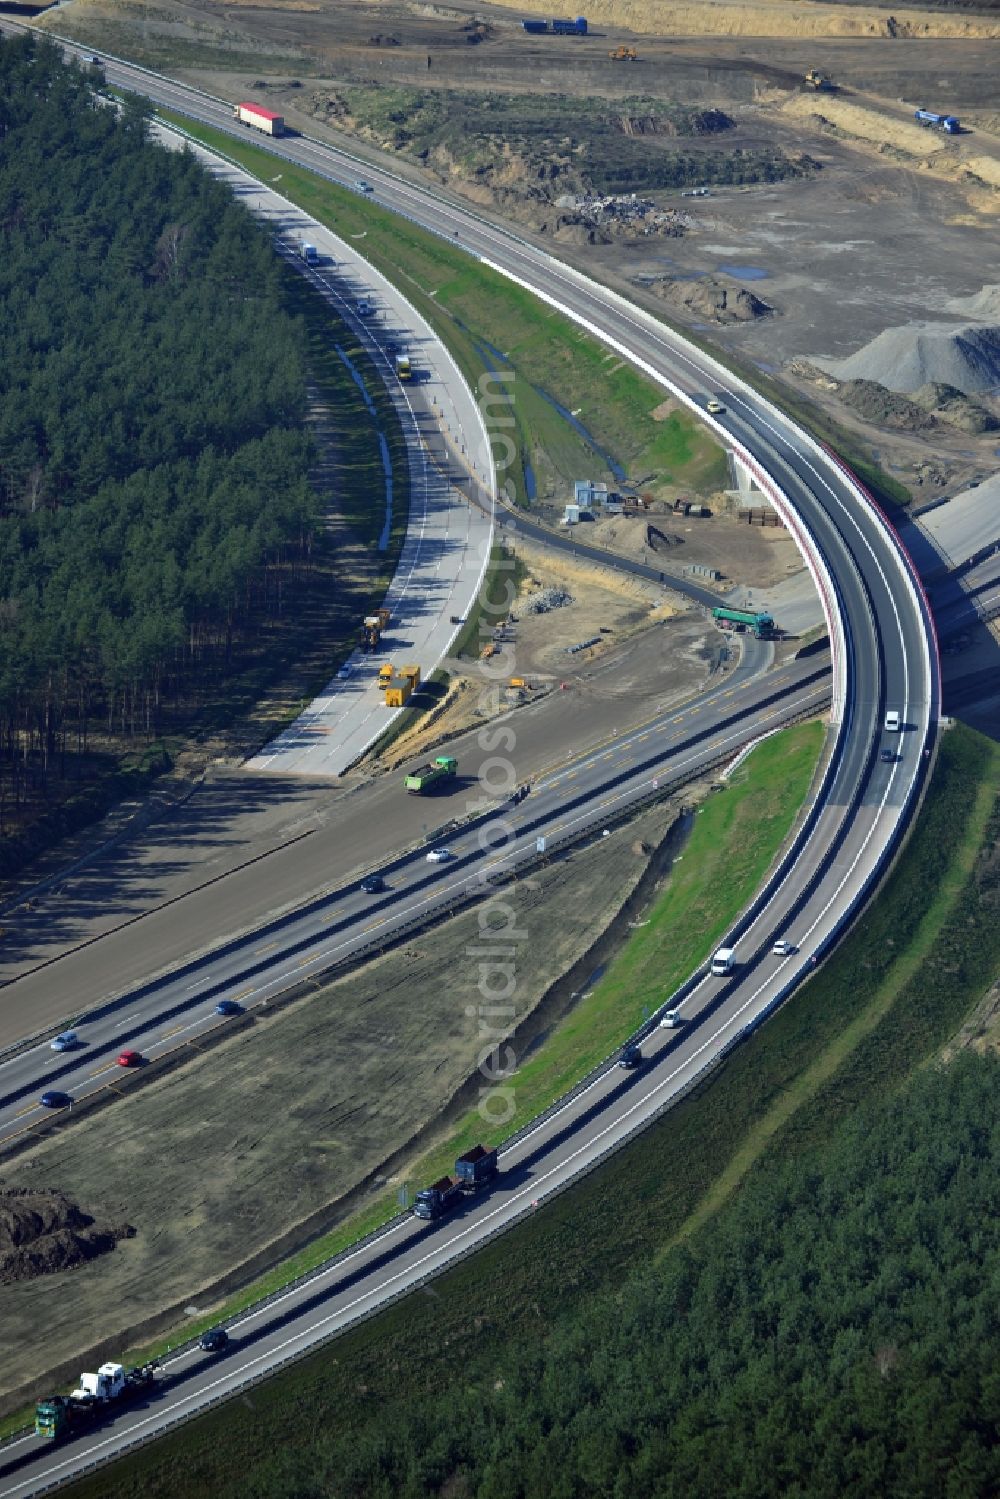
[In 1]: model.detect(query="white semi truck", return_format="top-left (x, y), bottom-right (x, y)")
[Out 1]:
top-left (233, 102), bottom-right (284, 136)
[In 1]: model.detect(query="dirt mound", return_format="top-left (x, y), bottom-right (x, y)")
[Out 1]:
top-left (838, 379), bottom-right (935, 430)
top-left (645, 276), bottom-right (774, 325)
top-left (912, 383), bottom-right (999, 433)
top-left (545, 213), bottom-right (613, 246)
top-left (616, 108), bottom-right (733, 138)
top-left (816, 322), bottom-right (1000, 395)
top-left (0, 1187), bottom-right (135, 1285)
top-left (836, 378), bottom-right (998, 433)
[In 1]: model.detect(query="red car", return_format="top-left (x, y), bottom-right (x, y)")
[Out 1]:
top-left (117, 1049), bottom-right (143, 1068)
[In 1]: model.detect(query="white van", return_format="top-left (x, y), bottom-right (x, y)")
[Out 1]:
top-left (711, 946), bottom-right (735, 976)
top-left (884, 709), bottom-right (901, 732)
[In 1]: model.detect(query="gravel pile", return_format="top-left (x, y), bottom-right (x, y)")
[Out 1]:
top-left (816, 321), bottom-right (1000, 395)
top-left (522, 587), bottom-right (573, 615)
top-left (946, 285), bottom-right (1000, 320)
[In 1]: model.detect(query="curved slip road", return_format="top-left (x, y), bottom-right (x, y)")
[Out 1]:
top-left (0, 29), bottom-right (939, 1494)
top-left (149, 136), bottom-right (496, 779)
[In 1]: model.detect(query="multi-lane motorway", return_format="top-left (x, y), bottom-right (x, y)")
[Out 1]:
top-left (0, 29), bottom-right (939, 1496)
top-left (0, 651), bottom-right (827, 1143)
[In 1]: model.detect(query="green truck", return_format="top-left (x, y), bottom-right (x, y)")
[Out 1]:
top-left (35, 1361), bottom-right (159, 1442)
top-left (712, 606), bottom-right (775, 639)
top-left (404, 756), bottom-right (458, 794)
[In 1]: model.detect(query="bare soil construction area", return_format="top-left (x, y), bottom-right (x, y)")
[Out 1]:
top-left (0, 795), bottom-right (689, 1408)
top-left (43, 0), bottom-right (1000, 497)
top-left (378, 505), bottom-right (788, 766)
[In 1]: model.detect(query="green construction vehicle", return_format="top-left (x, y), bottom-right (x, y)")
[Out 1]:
top-left (711, 606), bottom-right (775, 639)
top-left (404, 755), bottom-right (458, 794)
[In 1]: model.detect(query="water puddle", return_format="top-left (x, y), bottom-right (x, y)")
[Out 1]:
top-left (718, 264), bottom-right (770, 281)
top-left (534, 386), bottom-right (626, 481)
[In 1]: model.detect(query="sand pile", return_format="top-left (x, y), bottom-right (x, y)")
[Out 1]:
top-left (815, 322), bottom-right (1000, 396)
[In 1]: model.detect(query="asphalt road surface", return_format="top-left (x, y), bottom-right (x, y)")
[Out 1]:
top-left (0, 28), bottom-right (939, 1495)
top-left (0, 618), bottom-right (770, 1029)
top-left (0, 651), bottom-right (828, 1139)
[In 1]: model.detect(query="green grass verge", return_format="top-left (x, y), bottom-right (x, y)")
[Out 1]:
top-left (157, 111), bottom-right (725, 507)
top-left (0, 719), bottom-right (821, 1441)
top-left (167, 112), bottom-right (907, 513)
top-left (58, 720), bottom-right (1000, 1499)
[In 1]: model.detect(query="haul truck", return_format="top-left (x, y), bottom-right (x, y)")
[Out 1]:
top-left (36, 1362), bottom-right (159, 1443)
top-left (914, 108), bottom-right (960, 133)
top-left (233, 102), bottom-right (284, 136)
top-left (711, 606), bottom-right (774, 639)
top-left (404, 755), bottom-right (457, 793)
top-left (359, 607), bottom-right (391, 652)
top-left (413, 1145), bottom-right (498, 1220)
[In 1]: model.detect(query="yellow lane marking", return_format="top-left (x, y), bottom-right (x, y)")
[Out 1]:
top-left (232, 988), bottom-right (255, 1001)
top-left (254, 941), bottom-right (279, 955)
top-left (159, 1024), bottom-right (185, 1041)
top-left (13, 1103), bottom-right (37, 1119)
top-left (89, 1064), bottom-right (115, 1079)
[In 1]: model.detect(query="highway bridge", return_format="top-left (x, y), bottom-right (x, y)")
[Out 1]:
top-left (0, 27), bottom-right (939, 1496)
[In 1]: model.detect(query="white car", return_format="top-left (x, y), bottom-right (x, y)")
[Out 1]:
top-left (706, 398), bottom-right (726, 415)
top-left (772, 939), bottom-right (796, 956)
top-left (337, 663), bottom-right (353, 679)
top-left (50, 1031), bottom-right (79, 1052)
top-left (425, 848), bottom-right (452, 864)
top-left (660, 1009), bottom-right (682, 1030)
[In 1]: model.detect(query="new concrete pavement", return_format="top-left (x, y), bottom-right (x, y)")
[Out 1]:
top-left (0, 27), bottom-right (939, 1495)
top-left (152, 139), bottom-right (496, 779)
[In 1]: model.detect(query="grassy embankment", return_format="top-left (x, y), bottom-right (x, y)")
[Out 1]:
top-left (0, 720), bottom-right (823, 1444)
top-left (159, 111), bottom-right (726, 509)
top-left (58, 722), bottom-right (1000, 1498)
top-left (164, 114), bottom-right (903, 511)
top-left (133, 721), bottom-right (822, 1337)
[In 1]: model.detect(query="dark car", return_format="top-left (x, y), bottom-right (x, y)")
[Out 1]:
top-left (199, 1327), bottom-right (230, 1354)
top-left (40, 1090), bottom-right (72, 1109)
top-left (879, 748), bottom-right (896, 763)
top-left (361, 875), bottom-right (386, 894)
top-left (214, 999), bottom-right (243, 1017)
top-left (617, 1043), bottom-right (643, 1070)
